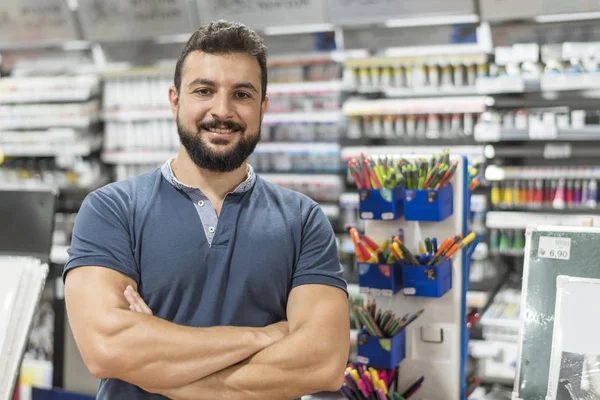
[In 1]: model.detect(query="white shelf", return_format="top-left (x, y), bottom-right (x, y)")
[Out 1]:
top-left (343, 96), bottom-right (488, 116)
top-left (0, 76), bottom-right (100, 104)
top-left (341, 145), bottom-right (484, 160)
top-left (0, 115), bottom-right (100, 130)
top-left (103, 109), bottom-right (172, 122)
top-left (102, 151), bottom-right (176, 165)
top-left (262, 111), bottom-right (342, 124)
top-left (382, 85), bottom-right (479, 98)
top-left (256, 142), bottom-right (340, 152)
top-left (383, 43), bottom-right (489, 58)
top-left (0, 136), bottom-right (102, 157)
top-left (485, 165), bottom-right (600, 181)
top-left (0, 90), bottom-right (97, 104)
top-left (486, 211), bottom-right (600, 229)
top-left (267, 80), bottom-right (346, 95)
top-left (541, 72), bottom-right (600, 92)
top-left (476, 75), bottom-right (527, 94)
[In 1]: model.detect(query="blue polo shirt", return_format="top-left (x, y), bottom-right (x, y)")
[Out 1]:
top-left (64, 165), bottom-right (347, 399)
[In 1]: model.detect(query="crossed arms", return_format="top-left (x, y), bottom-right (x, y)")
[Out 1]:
top-left (65, 266), bottom-right (350, 399)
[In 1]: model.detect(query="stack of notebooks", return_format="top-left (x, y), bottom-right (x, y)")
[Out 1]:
top-left (0, 257), bottom-right (48, 400)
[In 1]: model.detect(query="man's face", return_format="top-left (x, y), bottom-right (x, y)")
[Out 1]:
top-left (170, 51), bottom-right (268, 172)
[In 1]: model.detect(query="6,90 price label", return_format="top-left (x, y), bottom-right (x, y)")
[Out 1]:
top-left (538, 236), bottom-right (571, 261)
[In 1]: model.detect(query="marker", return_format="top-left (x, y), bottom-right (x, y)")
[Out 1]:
top-left (435, 161), bottom-right (458, 189)
top-left (587, 179), bottom-right (597, 208)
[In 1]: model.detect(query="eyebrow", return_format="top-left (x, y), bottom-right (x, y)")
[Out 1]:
top-left (188, 78), bottom-right (259, 94)
top-left (188, 78), bottom-right (215, 88)
top-left (233, 82), bottom-right (259, 94)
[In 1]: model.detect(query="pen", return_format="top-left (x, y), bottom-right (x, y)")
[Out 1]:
top-left (401, 376), bottom-right (424, 399)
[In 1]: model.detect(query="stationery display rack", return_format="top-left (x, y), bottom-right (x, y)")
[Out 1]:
top-left (346, 152), bottom-right (479, 400)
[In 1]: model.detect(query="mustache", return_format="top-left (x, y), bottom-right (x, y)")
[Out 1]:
top-left (198, 119), bottom-right (245, 132)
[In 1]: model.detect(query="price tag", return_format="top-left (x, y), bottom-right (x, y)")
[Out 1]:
top-left (360, 212), bottom-right (374, 219)
top-left (356, 356), bottom-right (370, 364)
top-left (543, 143), bottom-right (572, 159)
top-left (538, 236), bottom-right (571, 261)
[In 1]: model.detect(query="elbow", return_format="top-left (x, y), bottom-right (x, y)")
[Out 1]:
top-left (315, 344), bottom-right (349, 392)
top-left (79, 333), bottom-right (123, 379)
top-left (320, 359), bottom-right (347, 392)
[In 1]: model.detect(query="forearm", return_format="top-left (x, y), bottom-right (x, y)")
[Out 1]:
top-left (98, 309), bottom-right (272, 389)
top-left (156, 326), bottom-right (347, 400)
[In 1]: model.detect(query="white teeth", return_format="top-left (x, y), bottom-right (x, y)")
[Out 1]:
top-left (209, 128), bottom-right (235, 134)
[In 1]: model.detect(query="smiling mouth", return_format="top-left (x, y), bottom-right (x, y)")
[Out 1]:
top-left (205, 127), bottom-right (239, 134)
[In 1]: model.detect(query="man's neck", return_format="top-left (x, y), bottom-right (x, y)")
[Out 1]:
top-left (171, 149), bottom-right (248, 202)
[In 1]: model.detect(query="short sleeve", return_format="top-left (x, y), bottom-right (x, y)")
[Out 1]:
top-left (291, 204), bottom-right (347, 295)
top-left (63, 189), bottom-right (139, 283)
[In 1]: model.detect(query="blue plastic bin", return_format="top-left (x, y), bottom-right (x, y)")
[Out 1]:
top-left (357, 330), bottom-right (406, 369)
top-left (357, 262), bottom-right (403, 296)
top-left (358, 186), bottom-right (404, 220)
top-left (404, 184), bottom-right (453, 222)
top-left (401, 259), bottom-right (452, 298)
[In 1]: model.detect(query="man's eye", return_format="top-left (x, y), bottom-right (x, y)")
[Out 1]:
top-left (235, 92), bottom-right (251, 99)
top-left (195, 88), bottom-right (211, 95)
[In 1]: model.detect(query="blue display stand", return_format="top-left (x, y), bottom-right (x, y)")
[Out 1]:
top-left (358, 154), bottom-right (471, 400)
top-left (357, 262), bottom-right (403, 296)
top-left (358, 187), bottom-right (404, 220)
top-left (401, 259), bottom-right (452, 298)
top-left (357, 330), bottom-right (407, 370)
top-left (404, 184), bottom-right (453, 222)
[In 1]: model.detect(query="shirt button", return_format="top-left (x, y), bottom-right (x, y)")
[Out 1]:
top-left (208, 226), bottom-right (215, 233)
top-left (197, 200), bottom-right (204, 207)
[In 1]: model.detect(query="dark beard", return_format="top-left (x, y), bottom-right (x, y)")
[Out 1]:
top-left (176, 118), bottom-right (260, 173)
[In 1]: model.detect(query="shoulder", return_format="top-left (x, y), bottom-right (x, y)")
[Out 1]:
top-left (85, 169), bottom-right (162, 215)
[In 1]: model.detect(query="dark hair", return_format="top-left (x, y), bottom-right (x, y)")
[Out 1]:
top-left (174, 20), bottom-right (268, 101)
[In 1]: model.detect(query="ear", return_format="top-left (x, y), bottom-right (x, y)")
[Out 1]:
top-left (260, 95), bottom-right (269, 120)
top-left (168, 85), bottom-right (179, 119)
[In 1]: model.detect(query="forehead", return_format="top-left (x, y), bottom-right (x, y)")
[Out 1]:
top-left (182, 51), bottom-right (261, 87)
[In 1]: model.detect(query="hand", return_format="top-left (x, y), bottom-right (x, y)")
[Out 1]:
top-left (124, 285), bottom-right (153, 315)
top-left (262, 320), bottom-right (289, 345)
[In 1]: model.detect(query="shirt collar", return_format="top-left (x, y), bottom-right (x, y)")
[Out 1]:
top-left (160, 159), bottom-right (256, 195)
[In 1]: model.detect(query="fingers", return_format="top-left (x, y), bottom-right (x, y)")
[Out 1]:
top-left (124, 285), bottom-right (153, 315)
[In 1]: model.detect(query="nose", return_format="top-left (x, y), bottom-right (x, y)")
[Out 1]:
top-left (210, 92), bottom-right (234, 121)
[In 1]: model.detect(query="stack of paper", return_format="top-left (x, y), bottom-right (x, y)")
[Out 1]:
top-left (0, 257), bottom-right (48, 400)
